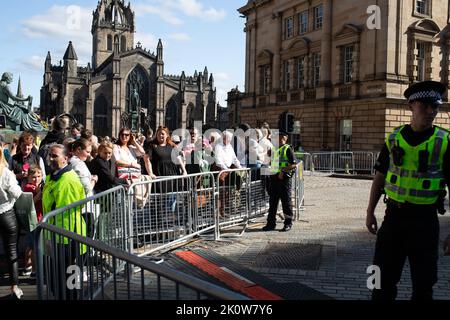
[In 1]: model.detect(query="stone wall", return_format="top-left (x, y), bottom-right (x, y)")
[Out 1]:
top-left (240, 99), bottom-right (450, 152)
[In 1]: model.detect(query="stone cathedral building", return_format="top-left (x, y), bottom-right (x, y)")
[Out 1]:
top-left (40, 0), bottom-right (217, 137)
top-left (231, 0), bottom-right (450, 152)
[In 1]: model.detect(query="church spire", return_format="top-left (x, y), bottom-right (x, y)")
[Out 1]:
top-left (45, 51), bottom-right (52, 72)
top-left (157, 39), bottom-right (163, 61)
top-left (63, 41), bottom-right (78, 60)
top-left (63, 41), bottom-right (78, 78)
top-left (203, 66), bottom-right (208, 84)
top-left (17, 77), bottom-right (23, 98)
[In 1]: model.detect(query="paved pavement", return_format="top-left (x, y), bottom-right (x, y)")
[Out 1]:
top-left (184, 174), bottom-right (450, 300)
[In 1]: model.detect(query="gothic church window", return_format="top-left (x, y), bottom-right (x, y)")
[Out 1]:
top-left (126, 66), bottom-right (150, 125)
top-left (165, 98), bottom-right (178, 131)
top-left (186, 103), bottom-right (195, 128)
top-left (94, 95), bottom-right (108, 138)
top-left (121, 36), bottom-right (127, 52)
top-left (114, 35), bottom-right (120, 52)
top-left (107, 35), bottom-right (113, 51)
top-left (72, 91), bottom-right (85, 125)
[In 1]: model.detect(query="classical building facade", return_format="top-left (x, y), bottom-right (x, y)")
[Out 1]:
top-left (40, 0), bottom-right (218, 137)
top-left (231, 0), bottom-right (450, 151)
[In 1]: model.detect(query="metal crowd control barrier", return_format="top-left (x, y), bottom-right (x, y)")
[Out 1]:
top-left (310, 151), bottom-right (376, 174)
top-left (127, 172), bottom-right (216, 257)
top-left (293, 162), bottom-right (305, 220)
top-left (37, 186), bottom-right (130, 250)
top-left (294, 152), bottom-right (312, 173)
top-left (214, 163), bottom-right (304, 240)
top-left (35, 164), bottom-right (306, 299)
top-left (214, 168), bottom-right (251, 239)
top-left (35, 186), bottom-right (130, 299)
top-left (35, 223), bottom-right (248, 300)
top-left (352, 152), bottom-right (375, 175)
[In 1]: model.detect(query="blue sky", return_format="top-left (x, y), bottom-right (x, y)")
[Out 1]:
top-left (0, 0), bottom-right (246, 107)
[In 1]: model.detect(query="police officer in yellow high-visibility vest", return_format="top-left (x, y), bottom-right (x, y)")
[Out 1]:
top-left (262, 131), bottom-right (297, 232)
top-left (366, 81), bottom-right (450, 300)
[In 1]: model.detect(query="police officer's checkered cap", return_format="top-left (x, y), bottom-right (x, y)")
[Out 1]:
top-left (408, 91), bottom-right (443, 104)
top-left (404, 81), bottom-right (447, 104)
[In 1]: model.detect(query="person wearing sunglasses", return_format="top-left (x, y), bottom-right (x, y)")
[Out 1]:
top-left (112, 128), bottom-right (145, 178)
top-left (366, 81), bottom-right (450, 300)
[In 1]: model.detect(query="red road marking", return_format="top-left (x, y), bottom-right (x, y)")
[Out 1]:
top-left (175, 251), bottom-right (282, 300)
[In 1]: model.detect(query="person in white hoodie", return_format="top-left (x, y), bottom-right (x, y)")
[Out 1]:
top-left (0, 141), bottom-right (23, 299)
top-left (69, 139), bottom-right (98, 197)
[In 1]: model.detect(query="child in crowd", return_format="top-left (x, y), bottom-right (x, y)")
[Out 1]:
top-left (90, 141), bottom-right (128, 193)
top-left (21, 165), bottom-right (44, 276)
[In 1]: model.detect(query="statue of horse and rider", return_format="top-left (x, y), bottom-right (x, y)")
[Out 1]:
top-left (0, 72), bottom-right (44, 132)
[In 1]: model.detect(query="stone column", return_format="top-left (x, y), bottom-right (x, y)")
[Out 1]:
top-left (320, 0), bottom-right (332, 87)
top-left (244, 22), bottom-right (251, 93)
top-left (446, 37), bottom-right (450, 85)
top-left (272, 12), bottom-right (282, 91)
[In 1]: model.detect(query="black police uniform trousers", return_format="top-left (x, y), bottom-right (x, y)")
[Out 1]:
top-left (372, 202), bottom-right (439, 300)
top-left (266, 174), bottom-right (293, 227)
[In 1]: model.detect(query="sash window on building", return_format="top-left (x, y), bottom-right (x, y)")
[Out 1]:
top-left (283, 61), bottom-right (291, 91)
top-left (344, 45), bottom-right (354, 84)
top-left (299, 11), bottom-right (308, 34)
top-left (416, 0), bottom-right (430, 15)
top-left (259, 64), bottom-right (271, 95)
top-left (416, 42), bottom-right (426, 81)
top-left (313, 53), bottom-right (321, 87)
top-left (297, 56), bottom-right (305, 88)
top-left (314, 5), bottom-right (323, 30)
top-left (285, 17), bottom-right (294, 39)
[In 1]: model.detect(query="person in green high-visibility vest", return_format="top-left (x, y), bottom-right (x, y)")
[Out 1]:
top-left (366, 81), bottom-right (450, 301)
top-left (262, 131), bottom-right (297, 232)
top-left (42, 144), bottom-right (86, 300)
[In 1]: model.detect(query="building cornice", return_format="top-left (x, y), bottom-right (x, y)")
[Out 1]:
top-left (238, 0), bottom-right (272, 16)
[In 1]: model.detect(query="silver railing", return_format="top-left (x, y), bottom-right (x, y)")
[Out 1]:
top-left (35, 223), bottom-right (248, 300)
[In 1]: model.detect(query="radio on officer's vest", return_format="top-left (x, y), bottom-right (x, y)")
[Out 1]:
top-left (392, 141), bottom-right (405, 166)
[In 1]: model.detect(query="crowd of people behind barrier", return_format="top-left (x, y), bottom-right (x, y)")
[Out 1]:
top-left (0, 117), bottom-right (288, 299)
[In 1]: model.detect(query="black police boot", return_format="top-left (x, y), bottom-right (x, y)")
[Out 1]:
top-left (262, 224), bottom-right (276, 231)
top-left (281, 219), bottom-right (292, 232)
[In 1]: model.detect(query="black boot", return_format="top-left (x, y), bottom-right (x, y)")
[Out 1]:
top-left (262, 224), bottom-right (276, 231)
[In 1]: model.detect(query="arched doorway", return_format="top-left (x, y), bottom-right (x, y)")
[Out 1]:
top-left (126, 66), bottom-right (149, 132)
top-left (94, 95), bottom-right (108, 137)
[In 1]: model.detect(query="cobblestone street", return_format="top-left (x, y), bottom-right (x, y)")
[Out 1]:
top-left (203, 174), bottom-right (450, 300)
